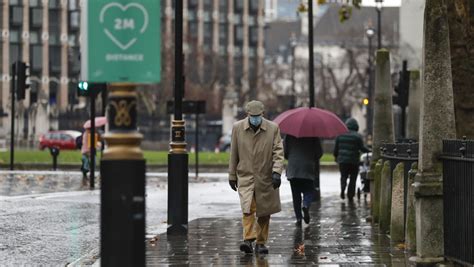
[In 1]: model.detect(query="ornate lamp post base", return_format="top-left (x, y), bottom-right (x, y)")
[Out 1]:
top-left (100, 83), bottom-right (146, 266)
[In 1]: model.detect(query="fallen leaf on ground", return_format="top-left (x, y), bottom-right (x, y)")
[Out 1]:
top-left (395, 243), bottom-right (406, 250)
top-left (294, 243), bottom-right (305, 255)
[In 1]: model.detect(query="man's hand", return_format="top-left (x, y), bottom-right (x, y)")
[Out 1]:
top-left (229, 180), bottom-right (238, 191)
top-left (272, 172), bottom-right (281, 189)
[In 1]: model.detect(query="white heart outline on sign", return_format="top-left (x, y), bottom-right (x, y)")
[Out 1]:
top-left (99, 2), bottom-right (149, 51)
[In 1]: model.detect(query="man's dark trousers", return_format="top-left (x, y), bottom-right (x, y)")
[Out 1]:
top-left (339, 163), bottom-right (359, 199)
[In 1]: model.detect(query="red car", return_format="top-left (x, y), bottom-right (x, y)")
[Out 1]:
top-left (39, 130), bottom-right (82, 150)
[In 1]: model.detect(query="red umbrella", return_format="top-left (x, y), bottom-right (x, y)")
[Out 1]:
top-left (273, 107), bottom-right (348, 138)
top-left (83, 116), bottom-right (107, 129)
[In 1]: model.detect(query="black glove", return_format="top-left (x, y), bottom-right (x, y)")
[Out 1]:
top-left (272, 172), bottom-right (281, 189)
top-left (229, 180), bottom-right (238, 191)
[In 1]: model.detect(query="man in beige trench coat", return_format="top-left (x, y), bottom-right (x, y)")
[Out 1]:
top-left (229, 100), bottom-right (284, 254)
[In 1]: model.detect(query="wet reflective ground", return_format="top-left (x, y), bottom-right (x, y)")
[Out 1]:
top-left (147, 195), bottom-right (412, 266)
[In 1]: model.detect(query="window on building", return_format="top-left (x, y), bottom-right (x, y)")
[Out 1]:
top-left (68, 0), bottom-right (78, 10)
top-left (204, 0), bottom-right (212, 9)
top-left (249, 26), bottom-right (258, 45)
top-left (49, 81), bottom-right (58, 105)
top-left (189, 0), bottom-right (198, 8)
top-left (29, 0), bottom-right (41, 7)
top-left (234, 0), bottom-right (243, 11)
top-left (49, 0), bottom-right (59, 9)
top-left (50, 46), bottom-right (61, 73)
top-left (219, 13), bottom-right (226, 23)
top-left (250, 0), bottom-right (259, 12)
top-left (235, 25), bottom-right (243, 44)
top-left (30, 8), bottom-right (43, 28)
top-left (203, 11), bottom-right (211, 22)
top-left (30, 45), bottom-right (42, 72)
top-left (10, 0), bottom-right (20, 6)
top-left (10, 6), bottom-right (23, 26)
top-left (219, 24), bottom-right (227, 46)
top-left (219, 0), bottom-right (227, 10)
top-left (204, 23), bottom-right (212, 43)
top-left (29, 31), bottom-right (40, 44)
top-left (69, 11), bottom-right (80, 30)
top-left (10, 44), bottom-right (20, 65)
top-left (68, 47), bottom-right (80, 75)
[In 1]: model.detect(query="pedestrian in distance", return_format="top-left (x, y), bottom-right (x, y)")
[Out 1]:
top-left (333, 118), bottom-right (370, 201)
top-left (284, 135), bottom-right (323, 225)
top-left (228, 100), bottom-right (285, 255)
top-left (80, 128), bottom-right (99, 186)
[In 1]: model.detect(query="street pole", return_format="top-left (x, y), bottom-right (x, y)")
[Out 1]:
top-left (168, 0), bottom-right (188, 235)
top-left (90, 93), bottom-right (96, 189)
top-left (10, 62), bottom-right (16, 171)
top-left (308, 0), bottom-right (315, 108)
top-left (195, 112), bottom-right (199, 180)
top-left (290, 43), bottom-right (296, 109)
top-left (307, 1), bottom-right (320, 200)
top-left (376, 1), bottom-right (383, 49)
top-left (367, 35), bottom-right (374, 138)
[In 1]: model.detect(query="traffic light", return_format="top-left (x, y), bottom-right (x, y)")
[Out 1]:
top-left (77, 82), bottom-right (107, 97)
top-left (77, 81), bottom-right (89, 96)
top-left (363, 98), bottom-right (369, 106)
top-left (15, 61), bottom-right (30, 100)
top-left (393, 60), bottom-right (409, 108)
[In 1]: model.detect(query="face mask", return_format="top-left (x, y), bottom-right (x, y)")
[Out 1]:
top-left (249, 115), bottom-right (262, 127)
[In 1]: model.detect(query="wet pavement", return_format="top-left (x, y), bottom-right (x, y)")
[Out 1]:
top-left (147, 195), bottom-right (411, 266)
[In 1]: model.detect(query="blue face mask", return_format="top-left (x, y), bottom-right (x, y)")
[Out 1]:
top-left (249, 115), bottom-right (262, 127)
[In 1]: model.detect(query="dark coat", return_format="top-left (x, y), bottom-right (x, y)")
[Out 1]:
top-left (284, 135), bottom-right (323, 182)
top-left (334, 118), bottom-right (370, 165)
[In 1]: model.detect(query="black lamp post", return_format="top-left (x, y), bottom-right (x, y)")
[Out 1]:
top-left (289, 37), bottom-right (297, 109)
top-left (366, 27), bottom-right (375, 138)
top-left (308, 0), bottom-right (315, 108)
top-left (375, 0), bottom-right (383, 49)
top-left (168, 0), bottom-right (189, 235)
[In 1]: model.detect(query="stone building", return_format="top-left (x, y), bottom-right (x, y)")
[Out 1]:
top-left (0, 0), bottom-right (267, 145)
top-left (0, 0), bottom-right (81, 145)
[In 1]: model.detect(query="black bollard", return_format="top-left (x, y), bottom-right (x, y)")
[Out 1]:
top-left (100, 84), bottom-right (146, 267)
top-left (49, 147), bottom-right (60, 171)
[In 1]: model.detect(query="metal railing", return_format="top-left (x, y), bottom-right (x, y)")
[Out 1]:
top-left (441, 138), bottom-right (474, 265)
top-left (381, 140), bottom-right (419, 234)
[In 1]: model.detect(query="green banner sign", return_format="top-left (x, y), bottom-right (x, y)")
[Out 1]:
top-left (82, 0), bottom-right (161, 83)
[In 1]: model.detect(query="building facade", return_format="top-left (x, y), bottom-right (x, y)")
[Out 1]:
top-left (163, 0), bottom-right (266, 134)
top-left (0, 0), bottom-right (81, 144)
top-left (0, 0), bottom-right (266, 144)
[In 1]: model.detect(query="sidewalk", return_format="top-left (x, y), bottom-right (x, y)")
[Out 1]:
top-left (146, 195), bottom-right (410, 266)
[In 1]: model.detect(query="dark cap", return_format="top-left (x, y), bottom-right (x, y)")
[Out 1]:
top-left (245, 100), bottom-right (264, 116)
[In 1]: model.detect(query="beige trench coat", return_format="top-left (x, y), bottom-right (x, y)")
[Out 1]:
top-left (229, 118), bottom-right (284, 217)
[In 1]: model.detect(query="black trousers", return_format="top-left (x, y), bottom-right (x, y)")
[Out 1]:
top-left (290, 179), bottom-right (314, 220)
top-left (339, 163), bottom-right (359, 199)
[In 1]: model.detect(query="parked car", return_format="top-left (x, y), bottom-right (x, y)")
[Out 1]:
top-left (39, 130), bottom-right (82, 150)
top-left (217, 131), bottom-right (232, 152)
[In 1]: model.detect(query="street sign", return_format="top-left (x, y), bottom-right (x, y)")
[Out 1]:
top-left (82, 0), bottom-right (161, 83)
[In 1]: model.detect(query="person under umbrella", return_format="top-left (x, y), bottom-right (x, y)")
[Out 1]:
top-left (334, 118), bottom-right (371, 201)
top-left (284, 135), bottom-right (323, 225)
